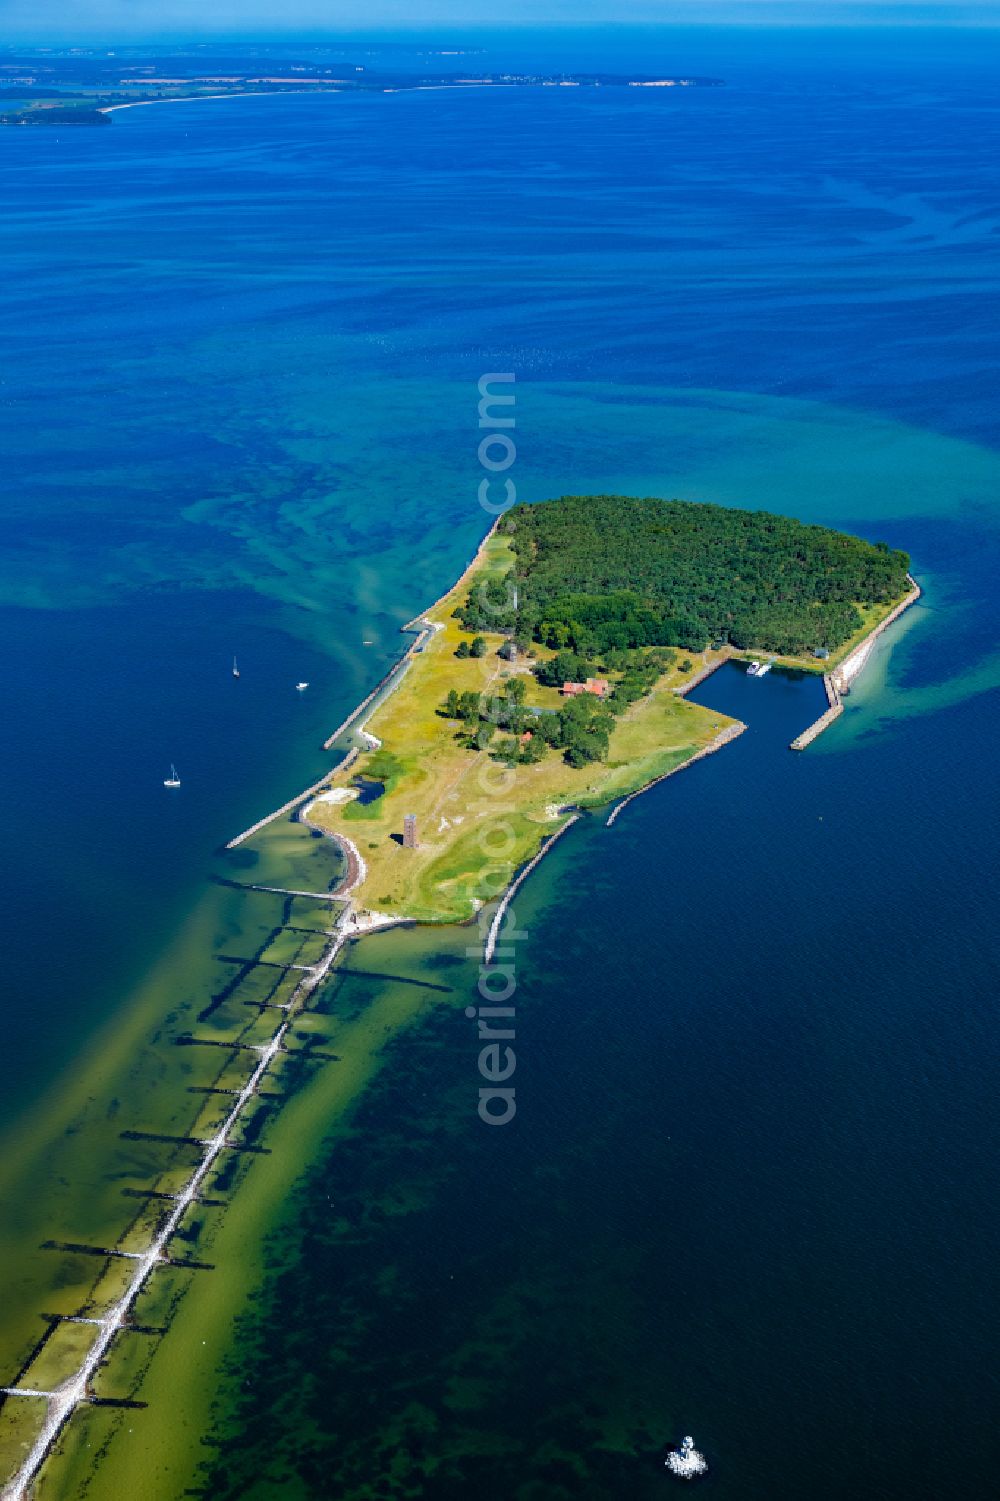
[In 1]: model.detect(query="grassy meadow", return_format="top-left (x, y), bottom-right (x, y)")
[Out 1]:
top-left (308, 534), bottom-right (736, 924)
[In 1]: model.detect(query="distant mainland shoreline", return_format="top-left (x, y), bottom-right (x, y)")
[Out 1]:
top-left (0, 49), bottom-right (724, 127)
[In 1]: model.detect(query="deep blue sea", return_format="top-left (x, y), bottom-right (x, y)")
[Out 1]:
top-left (1, 26), bottom-right (999, 1500)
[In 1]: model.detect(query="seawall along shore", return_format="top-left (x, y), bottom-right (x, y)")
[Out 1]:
top-left (673, 653), bottom-right (728, 697)
top-left (224, 748), bottom-right (359, 851)
top-left (790, 575), bottom-right (921, 751)
top-left (789, 675), bottom-right (843, 752)
top-left (230, 524), bottom-right (501, 847)
top-left (399, 518), bottom-right (500, 636)
top-left (483, 814), bottom-right (581, 964)
top-left (605, 721), bottom-right (747, 828)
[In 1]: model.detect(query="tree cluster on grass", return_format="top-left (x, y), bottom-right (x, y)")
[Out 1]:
top-left (480, 677), bottom-right (533, 737)
top-left (492, 701), bottom-right (612, 768)
top-left (442, 689), bottom-right (482, 723)
top-left (555, 694), bottom-right (615, 767)
top-left (533, 649), bottom-right (594, 688)
top-left (455, 634), bottom-right (489, 659)
top-left (441, 644), bottom-right (672, 768)
top-left (498, 494), bottom-right (910, 656)
top-left (494, 731), bottom-right (549, 767)
top-left (609, 651), bottom-right (671, 711)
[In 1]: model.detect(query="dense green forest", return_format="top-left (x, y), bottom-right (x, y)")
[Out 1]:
top-left (463, 495), bottom-right (910, 656)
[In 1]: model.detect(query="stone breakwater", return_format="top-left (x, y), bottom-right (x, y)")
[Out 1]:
top-left (605, 721), bottom-right (747, 827)
top-left (322, 666), bottom-right (402, 752)
top-left (831, 574), bottom-right (921, 693)
top-left (322, 614), bottom-right (440, 752)
top-left (673, 655), bottom-right (727, 697)
top-left (789, 673), bottom-right (843, 752)
top-left (230, 525), bottom-right (498, 847)
top-left (483, 815), bottom-right (581, 964)
top-left (224, 747), bottom-right (359, 851)
top-left (400, 518), bottom-right (499, 637)
top-left (790, 576), bottom-right (921, 751)
top-left (224, 618), bottom-right (433, 852)
top-left (227, 607), bottom-right (440, 851)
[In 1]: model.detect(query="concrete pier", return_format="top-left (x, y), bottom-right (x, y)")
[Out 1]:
top-left (789, 673), bottom-right (843, 751)
top-left (790, 576), bottom-right (921, 750)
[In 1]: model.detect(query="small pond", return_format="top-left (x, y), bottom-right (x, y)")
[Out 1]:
top-left (352, 777), bottom-right (385, 805)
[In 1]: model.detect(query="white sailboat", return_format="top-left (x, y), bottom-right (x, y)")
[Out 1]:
top-left (164, 764), bottom-right (181, 788)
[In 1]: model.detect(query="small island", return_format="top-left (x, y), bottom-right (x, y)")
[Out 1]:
top-left (1, 493), bottom-right (916, 1497)
top-left (302, 495), bottom-right (914, 926)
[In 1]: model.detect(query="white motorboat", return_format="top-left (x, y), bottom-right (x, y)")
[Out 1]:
top-left (665, 1435), bottom-right (708, 1479)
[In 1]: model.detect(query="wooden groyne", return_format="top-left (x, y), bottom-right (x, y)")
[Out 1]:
top-left (483, 814), bottom-right (580, 964)
top-left (605, 721), bottom-right (747, 827)
top-left (5, 636), bottom-right (388, 1497)
top-left (0, 901), bottom-right (355, 1501)
top-left (240, 884), bottom-right (342, 902)
top-left (790, 575), bottom-right (921, 751)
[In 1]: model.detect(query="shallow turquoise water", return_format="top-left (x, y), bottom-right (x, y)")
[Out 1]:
top-left (2, 32), bottom-right (1000, 1498)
